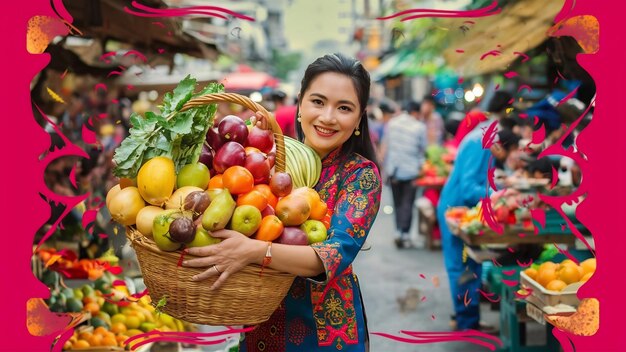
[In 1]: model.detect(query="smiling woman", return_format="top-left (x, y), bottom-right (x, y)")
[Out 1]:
top-left (183, 53), bottom-right (382, 351)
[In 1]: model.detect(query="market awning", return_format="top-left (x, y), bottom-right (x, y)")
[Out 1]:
top-left (64, 0), bottom-right (218, 59)
top-left (371, 49), bottom-right (447, 80)
top-left (220, 71), bottom-right (280, 91)
top-left (440, 0), bottom-right (563, 76)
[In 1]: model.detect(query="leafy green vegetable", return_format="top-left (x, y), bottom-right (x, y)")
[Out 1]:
top-left (113, 75), bottom-right (223, 178)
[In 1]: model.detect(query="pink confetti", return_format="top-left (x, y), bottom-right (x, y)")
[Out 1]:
top-left (456, 49), bottom-right (465, 53)
top-left (480, 50), bottom-right (501, 60)
top-left (516, 259), bottom-right (533, 267)
top-left (127, 84), bottom-right (134, 90)
top-left (557, 86), bottom-right (580, 106)
top-left (507, 247), bottom-right (515, 253)
top-left (376, 0), bottom-right (501, 22)
top-left (107, 70), bottom-right (123, 78)
top-left (419, 274), bottom-right (426, 279)
top-left (99, 51), bottom-right (116, 63)
top-left (157, 48), bottom-right (165, 53)
top-left (513, 51), bottom-right (530, 62)
top-left (123, 50), bottom-right (148, 63)
top-left (69, 164), bottom-right (78, 188)
top-left (431, 315), bottom-right (436, 320)
top-left (494, 84), bottom-right (500, 90)
top-left (502, 269), bottom-right (517, 276)
top-left (458, 77), bottom-right (464, 84)
top-left (477, 289), bottom-right (501, 303)
top-left (504, 71), bottom-right (518, 78)
top-left (517, 85), bottom-right (532, 93)
top-left (502, 279), bottom-right (519, 287)
top-left (151, 21), bottom-right (165, 28)
top-left (421, 296), bottom-right (427, 302)
top-left (94, 83), bottom-right (107, 93)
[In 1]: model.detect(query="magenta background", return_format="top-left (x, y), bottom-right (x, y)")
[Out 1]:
top-left (1, 0), bottom-right (624, 350)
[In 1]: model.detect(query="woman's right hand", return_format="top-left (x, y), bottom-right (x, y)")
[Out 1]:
top-left (182, 229), bottom-right (264, 290)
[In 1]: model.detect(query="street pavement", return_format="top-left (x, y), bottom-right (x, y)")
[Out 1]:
top-left (354, 185), bottom-right (504, 352)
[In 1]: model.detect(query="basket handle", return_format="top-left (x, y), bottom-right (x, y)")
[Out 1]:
top-left (181, 92), bottom-right (286, 173)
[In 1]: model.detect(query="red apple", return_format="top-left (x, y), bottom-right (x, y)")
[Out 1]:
top-left (261, 204), bottom-right (275, 217)
top-left (198, 143), bottom-right (214, 170)
top-left (213, 141), bottom-right (246, 173)
top-left (276, 227), bottom-right (308, 245)
top-left (219, 115), bottom-right (249, 145)
top-left (246, 126), bottom-right (275, 154)
top-left (245, 151), bottom-right (271, 184)
top-left (206, 127), bottom-right (224, 151)
top-left (270, 172), bottom-right (293, 197)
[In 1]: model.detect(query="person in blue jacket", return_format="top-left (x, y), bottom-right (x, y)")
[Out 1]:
top-left (437, 91), bottom-right (521, 331)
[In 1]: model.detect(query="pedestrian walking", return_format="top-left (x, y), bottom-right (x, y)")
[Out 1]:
top-left (380, 101), bottom-right (427, 248)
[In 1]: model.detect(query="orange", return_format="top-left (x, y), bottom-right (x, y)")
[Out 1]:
top-left (580, 258), bottom-right (596, 275)
top-left (101, 335), bottom-right (118, 347)
top-left (63, 339), bottom-right (72, 350)
top-left (237, 190), bottom-right (268, 211)
top-left (558, 265), bottom-right (582, 284)
top-left (116, 334), bottom-right (130, 348)
top-left (546, 279), bottom-right (567, 291)
top-left (524, 268), bottom-right (538, 281)
top-left (208, 174), bottom-right (224, 189)
top-left (93, 326), bottom-right (109, 336)
top-left (73, 339), bottom-right (90, 349)
top-left (538, 261), bottom-right (558, 273)
top-left (255, 215), bottom-right (284, 242)
top-left (111, 322), bottom-right (127, 334)
top-left (222, 166), bottom-right (254, 195)
top-left (78, 331), bottom-right (93, 341)
top-left (254, 184), bottom-right (278, 208)
top-left (82, 295), bottom-right (98, 305)
top-left (580, 272), bottom-right (593, 282)
top-left (309, 199), bottom-right (328, 221)
top-left (87, 333), bottom-right (103, 347)
top-left (536, 268), bottom-right (558, 288)
top-left (84, 302), bottom-right (100, 316)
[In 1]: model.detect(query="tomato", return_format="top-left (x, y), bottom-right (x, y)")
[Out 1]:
top-left (255, 215), bottom-right (284, 242)
top-left (222, 166), bottom-right (254, 194)
top-left (236, 189), bottom-right (269, 211)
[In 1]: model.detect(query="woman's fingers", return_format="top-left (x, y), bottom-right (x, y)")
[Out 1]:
top-left (210, 271), bottom-right (231, 290)
top-left (186, 244), bottom-right (220, 257)
top-left (191, 266), bottom-right (220, 281)
top-left (254, 111), bottom-right (268, 130)
top-left (182, 256), bottom-right (217, 268)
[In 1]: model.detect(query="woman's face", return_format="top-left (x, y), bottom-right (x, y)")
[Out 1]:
top-left (298, 72), bottom-right (361, 158)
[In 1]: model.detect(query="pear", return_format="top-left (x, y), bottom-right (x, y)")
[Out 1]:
top-left (202, 189), bottom-right (236, 231)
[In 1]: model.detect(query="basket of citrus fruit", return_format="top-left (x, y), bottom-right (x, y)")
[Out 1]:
top-left (519, 258), bottom-right (596, 308)
top-left (106, 77), bottom-right (329, 326)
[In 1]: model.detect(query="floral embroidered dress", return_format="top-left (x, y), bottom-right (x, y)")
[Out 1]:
top-left (240, 147), bottom-right (382, 351)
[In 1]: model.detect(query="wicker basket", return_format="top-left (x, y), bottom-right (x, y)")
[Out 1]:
top-left (125, 92), bottom-right (295, 326)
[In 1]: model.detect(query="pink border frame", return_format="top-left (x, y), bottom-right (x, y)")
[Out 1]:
top-left (1, 0), bottom-right (623, 350)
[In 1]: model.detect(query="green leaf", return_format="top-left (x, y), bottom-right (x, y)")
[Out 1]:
top-left (170, 110), bottom-right (195, 135)
top-left (162, 75), bottom-right (196, 115)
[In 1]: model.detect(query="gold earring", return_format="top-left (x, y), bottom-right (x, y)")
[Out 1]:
top-left (297, 113), bottom-right (302, 122)
top-left (354, 129), bottom-right (361, 136)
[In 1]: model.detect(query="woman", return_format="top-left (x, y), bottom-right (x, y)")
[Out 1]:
top-left (183, 53), bottom-right (382, 351)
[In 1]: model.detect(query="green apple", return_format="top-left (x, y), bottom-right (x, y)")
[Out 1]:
top-left (300, 219), bottom-right (328, 244)
top-left (152, 209), bottom-right (184, 251)
top-left (188, 226), bottom-right (222, 247)
top-left (177, 163), bottom-right (211, 189)
top-left (228, 205), bottom-right (262, 237)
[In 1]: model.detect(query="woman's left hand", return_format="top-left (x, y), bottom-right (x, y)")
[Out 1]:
top-left (182, 229), bottom-right (260, 290)
top-left (249, 111), bottom-right (269, 130)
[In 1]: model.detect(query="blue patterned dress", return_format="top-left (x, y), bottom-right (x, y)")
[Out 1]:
top-left (240, 147), bottom-right (382, 351)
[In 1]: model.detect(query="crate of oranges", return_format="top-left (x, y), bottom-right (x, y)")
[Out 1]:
top-left (519, 258), bottom-right (596, 308)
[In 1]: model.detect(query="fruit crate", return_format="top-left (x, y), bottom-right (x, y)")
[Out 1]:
top-left (519, 271), bottom-right (581, 308)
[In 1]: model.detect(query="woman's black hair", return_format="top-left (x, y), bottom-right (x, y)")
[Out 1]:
top-left (295, 53), bottom-right (378, 166)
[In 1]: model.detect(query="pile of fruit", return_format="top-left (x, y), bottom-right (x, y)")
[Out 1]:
top-left (523, 258), bottom-right (596, 292)
top-left (107, 86), bottom-right (329, 250)
top-left (36, 248), bottom-right (118, 280)
top-left (445, 204), bottom-right (483, 235)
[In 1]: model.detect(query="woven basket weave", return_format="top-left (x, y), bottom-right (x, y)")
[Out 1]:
top-left (126, 92), bottom-right (295, 326)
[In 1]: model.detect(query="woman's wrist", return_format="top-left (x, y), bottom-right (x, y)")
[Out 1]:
top-left (250, 239), bottom-right (268, 265)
